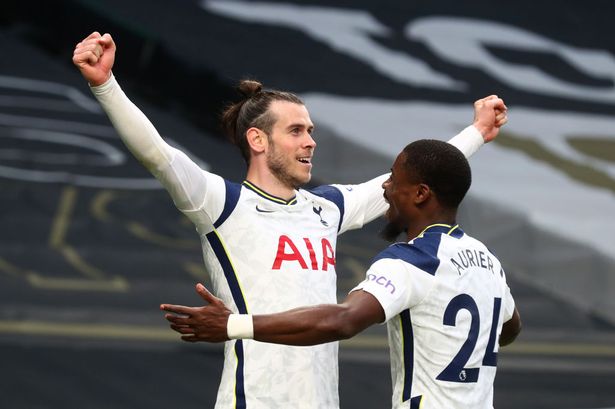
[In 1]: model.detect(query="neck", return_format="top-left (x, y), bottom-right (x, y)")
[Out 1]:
top-left (246, 166), bottom-right (296, 201)
top-left (405, 208), bottom-right (457, 241)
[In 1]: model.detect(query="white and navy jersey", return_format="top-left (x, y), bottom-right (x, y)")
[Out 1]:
top-left (90, 75), bottom-right (486, 409)
top-left (155, 149), bottom-right (388, 409)
top-left (353, 224), bottom-right (515, 409)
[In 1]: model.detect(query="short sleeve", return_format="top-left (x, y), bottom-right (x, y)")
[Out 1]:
top-left (351, 257), bottom-right (436, 322)
top-left (501, 268), bottom-right (516, 322)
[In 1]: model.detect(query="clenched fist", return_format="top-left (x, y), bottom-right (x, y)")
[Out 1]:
top-left (72, 31), bottom-right (116, 86)
top-left (473, 95), bottom-right (508, 143)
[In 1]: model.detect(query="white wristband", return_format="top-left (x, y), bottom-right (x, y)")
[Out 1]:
top-left (227, 314), bottom-right (254, 339)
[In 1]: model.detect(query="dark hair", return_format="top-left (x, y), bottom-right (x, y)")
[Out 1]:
top-left (220, 79), bottom-right (304, 165)
top-left (402, 139), bottom-right (471, 208)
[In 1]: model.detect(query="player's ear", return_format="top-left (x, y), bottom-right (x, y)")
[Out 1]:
top-left (246, 127), bottom-right (267, 154)
top-left (414, 183), bottom-right (431, 205)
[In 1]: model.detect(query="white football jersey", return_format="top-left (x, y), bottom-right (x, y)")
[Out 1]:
top-left (91, 76), bottom-right (486, 409)
top-left (155, 149), bottom-right (388, 409)
top-left (353, 224), bottom-right (515, 409)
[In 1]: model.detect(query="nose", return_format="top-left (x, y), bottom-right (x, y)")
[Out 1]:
top-left (382, 176), bottom-right (391, 189)
top-left (304, 132), bottom-right (316, 149)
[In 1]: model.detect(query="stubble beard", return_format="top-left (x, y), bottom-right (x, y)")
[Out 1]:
top-left (266, 147), bottom-right (309, 190)
top-left (379, 221), bottom-right (405, 242)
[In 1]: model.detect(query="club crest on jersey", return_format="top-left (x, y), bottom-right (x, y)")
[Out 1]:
top-left (272, 235), bottom-right (335, 271)
top-left (312, 205), bottom-right (329, 226)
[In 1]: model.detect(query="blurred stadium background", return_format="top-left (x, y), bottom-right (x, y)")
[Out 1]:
top-left (1, 0), bottom-right (615, 408)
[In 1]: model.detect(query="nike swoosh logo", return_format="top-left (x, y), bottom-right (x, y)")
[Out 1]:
top-left (255, 205), bottom-right (275, 213)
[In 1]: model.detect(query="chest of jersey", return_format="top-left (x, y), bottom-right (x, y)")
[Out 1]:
top-left (203, 192), bottom-right (342, 312)
top-left (222, 195), bottom-right (339, 271)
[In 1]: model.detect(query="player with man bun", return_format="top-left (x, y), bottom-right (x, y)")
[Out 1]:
top-left (73, 31), bottom-right (508, 409)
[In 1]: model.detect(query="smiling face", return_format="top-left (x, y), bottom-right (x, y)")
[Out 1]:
top-left (265, 100), bottom-right (316, 189)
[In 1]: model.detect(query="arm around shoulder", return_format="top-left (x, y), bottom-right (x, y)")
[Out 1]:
top-left (253, 290), bottom-right (385, 346)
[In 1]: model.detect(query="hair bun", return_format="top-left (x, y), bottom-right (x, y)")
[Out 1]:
top-left (237, 79), bottom-right (263, 98)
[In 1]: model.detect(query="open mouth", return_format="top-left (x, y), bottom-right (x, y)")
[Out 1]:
top-left (298, 157), bottom-right (312, 164)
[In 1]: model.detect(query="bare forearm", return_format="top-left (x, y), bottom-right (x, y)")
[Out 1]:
top-left (253, 304), bottom-right (358, 346)
top-left (500, 307), bottom-right (522, 346)
top-left (162, 286), bottom-right (385, 345)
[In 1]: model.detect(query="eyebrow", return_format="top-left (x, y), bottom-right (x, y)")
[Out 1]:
top-left (286, 123), bottom-right (315, 132)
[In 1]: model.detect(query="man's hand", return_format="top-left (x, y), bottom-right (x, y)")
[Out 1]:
top-left (72, 31), bottom-right (116, 86)
top-left (473, 95), bottom-right (508, 143)
top-left (160, 283), bottom-right (232, 343)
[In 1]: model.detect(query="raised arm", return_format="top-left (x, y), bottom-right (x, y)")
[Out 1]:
top-left (338, 95), bottom-right (508, 231)
top-left (73, 32), bottom-right (175, 171)
top-left (72, 32), bottom-right (216, 214)
top-left (161, 284), bottom-right (384, 345)
top-left (448, 94), bottom-right (508, 157)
